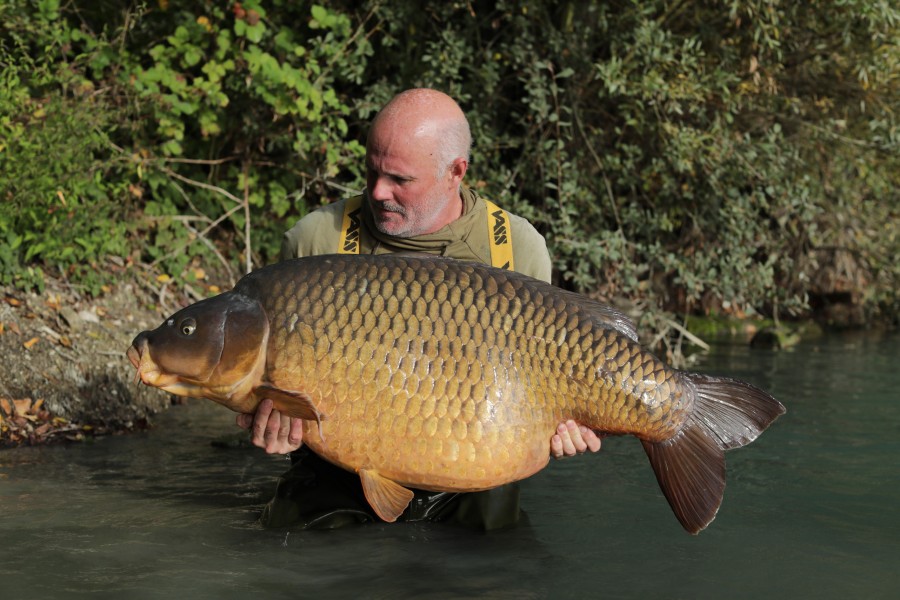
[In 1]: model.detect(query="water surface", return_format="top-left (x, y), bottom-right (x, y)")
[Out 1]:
top-left (1, 332), bottom-right (898, 599)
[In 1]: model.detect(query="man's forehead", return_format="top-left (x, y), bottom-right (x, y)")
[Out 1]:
top-left (366, 155), bottom-right (419, 181)
top-left (367, 137), bottom-right (435, 174)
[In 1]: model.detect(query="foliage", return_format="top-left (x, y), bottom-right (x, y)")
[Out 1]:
top-left (0, 0), bottom-right (133, 294)
top-left (362, 0), bottom-right (899, 323)
top-left (1, 0), bottom-right (897, 324)
top-left (101, 0), bottom-right (373, 282)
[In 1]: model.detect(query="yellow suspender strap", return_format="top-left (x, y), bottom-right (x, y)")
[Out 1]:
top-left (484, 199), bottom-right (515, 271)
top-left (337, 195), bottom-right (364, 254)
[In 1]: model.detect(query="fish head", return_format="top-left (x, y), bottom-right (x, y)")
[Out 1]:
top-left (126, 292), bottom-right (269, 409)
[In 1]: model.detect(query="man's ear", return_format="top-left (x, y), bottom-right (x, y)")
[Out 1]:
top-left (448, 157), bottom-right (468, 184)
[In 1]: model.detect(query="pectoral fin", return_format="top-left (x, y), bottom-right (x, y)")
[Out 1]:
top-left (252, 383), bottom-right (325, 439)
top-left (359, 469), bottom-right (415, 523)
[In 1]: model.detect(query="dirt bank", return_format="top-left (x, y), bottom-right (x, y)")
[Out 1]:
top-left (0, 268), bottom-right (181, 447)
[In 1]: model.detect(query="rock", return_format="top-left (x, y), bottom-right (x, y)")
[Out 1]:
top-left (58, 306), bottom-right (100, 331)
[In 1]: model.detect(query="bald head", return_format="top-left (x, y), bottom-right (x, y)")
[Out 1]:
top-left (364, 89), bottom-right (471, 237)
top-left (368, 88), bottom-right (471, 176)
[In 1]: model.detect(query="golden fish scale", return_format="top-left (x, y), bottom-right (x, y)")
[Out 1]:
top-left (246, 256), bottom-right (689, 492)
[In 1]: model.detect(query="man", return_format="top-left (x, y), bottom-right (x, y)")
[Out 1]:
top-left (237, 88), bottom-right (601, 529)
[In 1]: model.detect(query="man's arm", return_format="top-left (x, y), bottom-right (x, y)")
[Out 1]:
top-left (241, 201), bottom-right (601, 457)
top-left (237, 404), bottom-right (602, 457)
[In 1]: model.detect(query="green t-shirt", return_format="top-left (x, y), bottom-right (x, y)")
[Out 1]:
top-left (280, 187), bottom-right (552, 283)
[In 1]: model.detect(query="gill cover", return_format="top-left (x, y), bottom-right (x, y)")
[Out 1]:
top-left (142, 292), bottom-right (268, 387)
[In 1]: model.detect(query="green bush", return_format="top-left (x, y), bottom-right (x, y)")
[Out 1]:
top-left (0, 0), bottom-right (133, 294)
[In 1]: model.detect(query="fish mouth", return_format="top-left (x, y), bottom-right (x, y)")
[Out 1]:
top-left (126, 345), bottom-right (141, 370)
top-left (126, 340), bottom-right (164, 387)
top-left (125, 339), bottom-right (206, 397)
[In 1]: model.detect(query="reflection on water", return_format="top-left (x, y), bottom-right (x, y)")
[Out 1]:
top-left (1, 332), bottom-right (898, 599)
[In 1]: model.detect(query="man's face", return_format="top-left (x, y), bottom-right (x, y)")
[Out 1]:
top-left (365, 125), bottom-right (458, 238)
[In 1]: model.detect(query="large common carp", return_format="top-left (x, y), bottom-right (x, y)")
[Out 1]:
top-left (127, 254), bottom-right (784, 533)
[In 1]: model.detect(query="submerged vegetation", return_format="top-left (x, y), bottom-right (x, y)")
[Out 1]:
top-left (1, 1), bottom-right (897, 344)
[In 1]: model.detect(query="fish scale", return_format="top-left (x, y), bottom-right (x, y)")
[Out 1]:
top-left (128, 253), bottom-right (784, 532)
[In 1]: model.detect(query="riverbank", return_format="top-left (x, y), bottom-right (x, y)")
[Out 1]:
top-left (0, 263), bottom-right (177, 447)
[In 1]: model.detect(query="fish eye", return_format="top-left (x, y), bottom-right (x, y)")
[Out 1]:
top-left (180, 318), bottom-right (197, 336)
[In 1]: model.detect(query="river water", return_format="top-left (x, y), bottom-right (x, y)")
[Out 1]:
top-left (1, 331), bottom-right (898, 599)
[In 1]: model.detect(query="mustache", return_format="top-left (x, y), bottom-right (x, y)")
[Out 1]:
top-left (373, 202), bottom-right (406, 216)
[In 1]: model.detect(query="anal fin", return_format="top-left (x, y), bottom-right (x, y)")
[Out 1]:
top-left (359, 469), bottom-right (415, 523)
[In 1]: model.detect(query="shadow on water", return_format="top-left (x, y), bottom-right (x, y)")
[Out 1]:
top-left (1, 331), bottom-right (898, 599)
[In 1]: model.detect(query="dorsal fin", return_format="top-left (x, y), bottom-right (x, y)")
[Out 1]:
top-left (559, 291), bottom-right (639, 342)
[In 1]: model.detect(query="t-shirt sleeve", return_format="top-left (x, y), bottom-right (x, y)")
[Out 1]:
top-left (280, 200), bottom-right (346, 261)
top-left (508, 214), bottom-right (553, 283)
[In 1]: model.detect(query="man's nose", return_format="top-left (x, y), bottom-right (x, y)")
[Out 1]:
top-left (369, 176), bottom-right (392, 202)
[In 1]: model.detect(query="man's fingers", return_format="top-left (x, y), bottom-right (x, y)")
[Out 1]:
top-left (240, 398), bottom-right (305, 455)
top-left (235, 412), bottom-right (252, 430)
top-left (582, 426), bottom-right (602, 453)
top-left (551, 421), bottom-right (602, 459)
top-left (551, 421), bottom-right (578, 458)
top-left (550, 431), bottom-right (564, 458)
top-left (263, 408), bottom-right (283, 451)
top-left (565, 420), bottom-right (586, 453)
top-left (250, 398), bottom-right (274, 446)
top-left (288, 417), bottom-right (304, 447)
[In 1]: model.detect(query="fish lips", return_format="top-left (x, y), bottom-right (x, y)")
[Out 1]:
top-left (126, 341), bottom-right (142, 370)
top-left (126, 332), bottom-right (171, 388)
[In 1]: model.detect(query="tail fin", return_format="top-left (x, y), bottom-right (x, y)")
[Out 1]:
top-left (641, 374), bottom-right (785, 534)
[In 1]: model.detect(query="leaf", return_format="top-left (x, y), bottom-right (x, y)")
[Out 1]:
top-left (183, 47), bottom-right (203, 68)
top-left (23, 337), bottom-right (40, 350)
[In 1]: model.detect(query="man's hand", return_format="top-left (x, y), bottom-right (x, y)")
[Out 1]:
top-left (237, 403), bottom-right (598, 459)
top-left (235, 398), bottom-right (304, 455)
top-left (550, 420), bottom-right (602, 459)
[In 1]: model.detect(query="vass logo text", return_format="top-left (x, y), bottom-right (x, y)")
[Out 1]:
top-left (342, 206), bottom-right (362, 253)
top-left (491, 208), bottom-right (511, 269)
